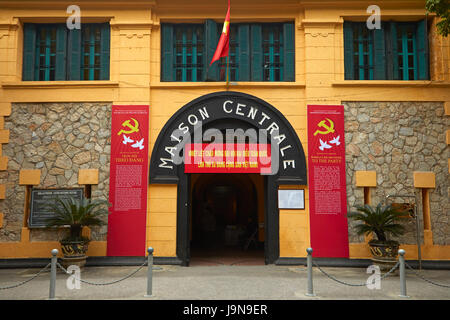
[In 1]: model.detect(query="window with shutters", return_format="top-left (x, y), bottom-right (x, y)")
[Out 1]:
top-left (173, 24), bottom-right (205, 81)
top-left (396, 24), bottom-right (418, 81)
top-left (81, 25), bottom-right (103, 80)
top-left (351, 26), bottom-right (374, 80)
top-left (22, 23), bottom-right (110, 81)
top-left (35, 25), bottom-right (58, 81)
top-left (161, 21), bottom-right (295, 82)
top-left (262, 24), bottom-right (284, 81)
top-left (344, 20), bottom-right (429, 80)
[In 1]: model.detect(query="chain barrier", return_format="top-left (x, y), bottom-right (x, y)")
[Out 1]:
top-left (56, 260), bottom-right (148, 286)
top-left (0, 263), bottom-right (51, 290)
top-left (312, 261), bottom-right (400, 287)
top-left (404, 262), bottom-right (450, 288)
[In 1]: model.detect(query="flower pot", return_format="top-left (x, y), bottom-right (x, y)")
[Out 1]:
top-left (60, 240), bottom-right (89, 269)
top-left (368, 241), bottom-right (399, 275)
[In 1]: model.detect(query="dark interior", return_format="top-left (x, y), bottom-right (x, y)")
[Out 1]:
top-left (190, 173), bottom-right (264, 264)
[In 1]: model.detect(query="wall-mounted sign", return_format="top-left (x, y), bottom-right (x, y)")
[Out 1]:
top-left (107, 105), bottom-right (149, 257)
top-left (307, 105), bottom-right (349, 258)
top-left (149, 92), bottom-right (307, 185)
top-left (29, 188), bottom-right (84, 228)
top-left (184, 143), bottom-right (272, 173)
top-left (278, 189), bottom-right (305, 209)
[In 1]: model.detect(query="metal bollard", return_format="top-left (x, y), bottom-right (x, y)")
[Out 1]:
top-left (144, 247), bottom-right (154, 297)
top-left (305, 247), bottom-right (316, 297)
top-left (398, 249), bottom-right (409, 298)
top-left (49, 249), bottom-right (58, 300)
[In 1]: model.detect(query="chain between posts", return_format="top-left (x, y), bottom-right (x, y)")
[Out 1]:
top-left (57, 261), bottom-right (148, 286)
top-left (0, 263), bottom-right (51, 290)
top-left (312, 261), bottom-right (400, 287)
top-left (404, 262), bottom-right (450, 288)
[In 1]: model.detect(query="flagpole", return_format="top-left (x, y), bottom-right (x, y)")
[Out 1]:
top-left (226, 55), bottom-right (229, 89)
top-left (226, 0), bottom-right (230, 90)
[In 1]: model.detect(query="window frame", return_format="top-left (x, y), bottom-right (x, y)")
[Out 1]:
top-left (396, 23), bottom-right (418, 81)
top-left (344, 20), bottom-right (429, 81)
top-left (161, 21), bottom-right (295, 82)
top-left (172, 24), bottom-right (205, 82)
top-left (352, 25), bottom-right (374, 80)
top-left (22, 22), bottom-right (110, 81)
top-left (35, 24), bottom-right (57, 81)
top-left (81, 24), bottom-right (103, 81)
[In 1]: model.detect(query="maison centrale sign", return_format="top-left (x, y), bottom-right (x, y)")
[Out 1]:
top-left (150, 92), bottom-right (307, 184)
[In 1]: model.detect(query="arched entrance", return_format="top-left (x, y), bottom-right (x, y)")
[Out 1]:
top-left (149, 91), bottom-right (307, 265)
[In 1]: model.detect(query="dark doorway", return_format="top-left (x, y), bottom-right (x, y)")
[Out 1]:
top-left (189, 173), bottom-right (264, 265)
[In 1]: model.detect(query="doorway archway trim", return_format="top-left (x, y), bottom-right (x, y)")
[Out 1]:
top-left (149, 91), bottom-right (307, 185)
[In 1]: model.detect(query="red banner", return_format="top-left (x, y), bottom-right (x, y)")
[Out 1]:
top-left (184, 143), bottom-right (271, 174)
top-left (307, 105), bottom-right (349, 258)
top-left (107, 105), bottom-right (149, 256)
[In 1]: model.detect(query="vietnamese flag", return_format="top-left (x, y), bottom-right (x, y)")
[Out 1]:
top-left (210, 0), bottom-right (230, 65)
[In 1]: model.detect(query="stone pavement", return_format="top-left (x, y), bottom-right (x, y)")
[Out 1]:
top-left (0, 262), bottom-right (449, 300)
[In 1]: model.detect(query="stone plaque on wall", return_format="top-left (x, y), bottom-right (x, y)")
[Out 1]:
top-left (29, 188), bottom-right (84, 228)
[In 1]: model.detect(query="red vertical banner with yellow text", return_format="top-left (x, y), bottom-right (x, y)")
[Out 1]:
top-left (307, 105), bottom-right (349, 258)
top-left (107, 105), bottom-right (149, 256)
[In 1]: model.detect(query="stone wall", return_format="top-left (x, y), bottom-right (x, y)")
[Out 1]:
top-left (0, 103), bottom-right (112, 242)
top-left (344, 102), bottom-right (449, 245)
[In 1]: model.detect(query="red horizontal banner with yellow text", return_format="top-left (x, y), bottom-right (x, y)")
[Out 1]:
top-left (184, 143), bottom-right (271, 174)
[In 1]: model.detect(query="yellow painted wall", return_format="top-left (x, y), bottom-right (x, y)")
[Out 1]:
top-left (0, 0), bottom-right (449, 260)
top-left (146, 185), bottom-right (177, 257)
top-left (279, 185), bottom-right (310, 257)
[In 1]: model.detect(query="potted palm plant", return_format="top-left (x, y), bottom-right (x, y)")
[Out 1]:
top-left (349, 203), bottom-right (406, 272)
top-left (45, 197), bottom-right (110, 268)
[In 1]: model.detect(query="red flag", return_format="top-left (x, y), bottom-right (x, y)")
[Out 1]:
top-left (210, 1), bottom-right (230, 66)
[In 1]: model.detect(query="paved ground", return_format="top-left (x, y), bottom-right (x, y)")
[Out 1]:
top-left (0, 262), bottom-right (449, 300)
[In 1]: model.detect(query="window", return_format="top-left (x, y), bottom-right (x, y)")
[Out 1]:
top-left (351, 26), bottom-right (374, 80)
top-left (23, 23), bottom-right (110, 81)
top-left (344, 20), bottom-right (429, 80)
top-left (36, 26), bottom-right (58, 81)
top-left (173, 24), bottom-right (205, 81)
top-left (81, 25), bottom-right (103, 80)
top-left (262, 24), bottom-right (284, 81)
top-left (396, 24), bottom-right (418, 80)
top-left (161, 21), bottom-right (295, 82)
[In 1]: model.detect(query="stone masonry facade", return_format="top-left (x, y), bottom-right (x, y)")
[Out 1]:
top-left (344, 102), bottom-right (449, 246)
top-left (0, 103), bottom-right (111, 242)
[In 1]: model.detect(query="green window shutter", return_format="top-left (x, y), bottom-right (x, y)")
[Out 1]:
top-left (205, 19), bottom-right (219, 81)
top-left (343, 22), bottom-right (354, 80)
top-left (67, 28), bottom-right (82, 80)
top-left (250, 24), bottom-right (263, 81)
top-left (100, 23), bottom-right (111, 80)
top-left (161, 24), bottom-right (174, 81)
top-left (389, 22), bottom-right (400, 80)
top-left (283, 23), bottom-right (295, 81)
top-left (55, 24), bottom-right (67, 80)
top-left (373, 24), bottom-right (386, 80)
top-left (23, 24), bottom-right (36, 81)
top-left (237, 24), bottom-right (250, 81)
top-left (415, 19), bottom-right (429, 80)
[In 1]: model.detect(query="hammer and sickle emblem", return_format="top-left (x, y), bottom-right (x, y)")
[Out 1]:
top-left (117, 118), bottom-right (139, 136)
top-left (313, 118), bottom-right (335, 136)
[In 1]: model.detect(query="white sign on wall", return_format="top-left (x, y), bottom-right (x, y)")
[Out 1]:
top-left (278, 189), bottom-right (305, 209)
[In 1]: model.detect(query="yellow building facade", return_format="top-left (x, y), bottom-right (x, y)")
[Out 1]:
top-left (0, 0), bottom-right (449, 264)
